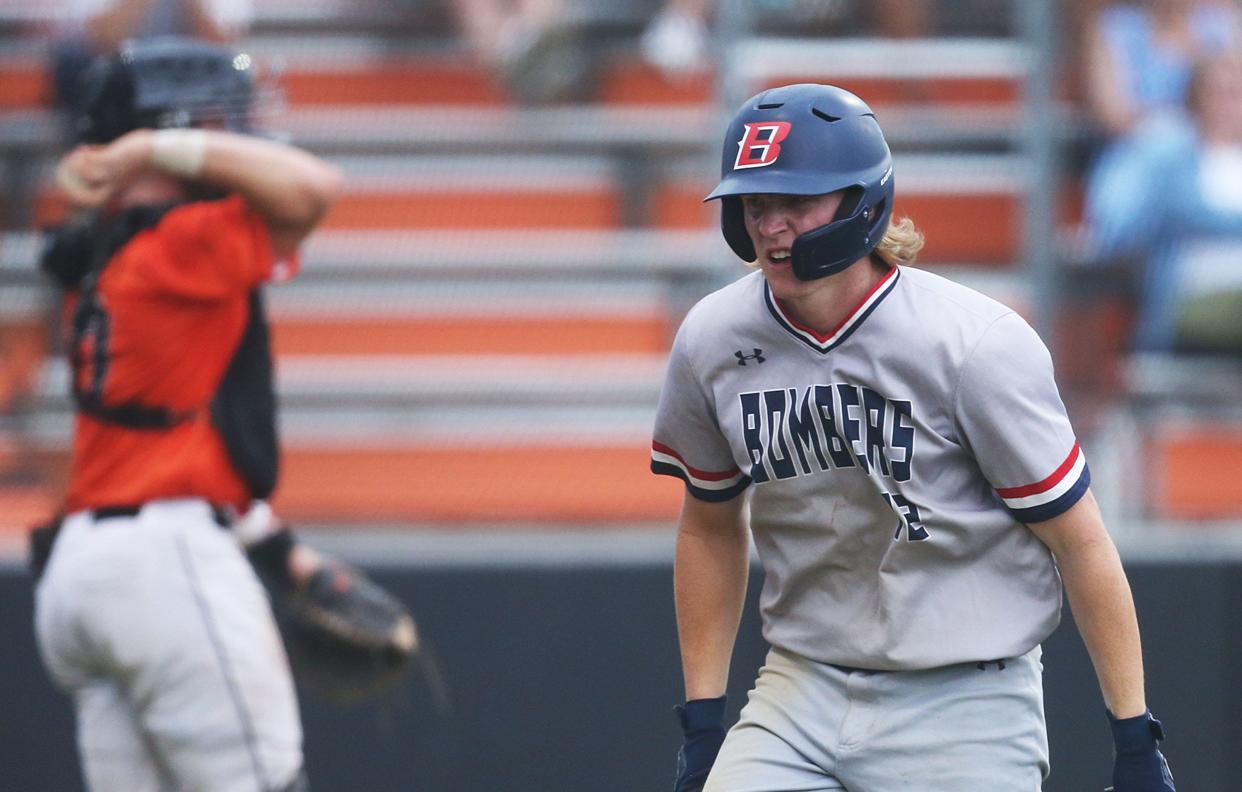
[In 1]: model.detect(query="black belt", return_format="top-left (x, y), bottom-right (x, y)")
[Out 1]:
top-left (91, 503), bottom-right (232, 528)
top-left (828, 663), bottom-right (879, 675)
top-left (827, 659), bottom-right (1008, 674)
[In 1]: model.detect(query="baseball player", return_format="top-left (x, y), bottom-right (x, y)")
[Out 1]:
top-left (652, 83), bottom-right (1175, 792)
top-left (30, 38), bottom-right (341, 792)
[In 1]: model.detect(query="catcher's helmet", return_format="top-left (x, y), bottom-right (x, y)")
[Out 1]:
top-left (76, 37), bottom-right (255, 145)
top-left (705, 83), bottom-right (894, 281)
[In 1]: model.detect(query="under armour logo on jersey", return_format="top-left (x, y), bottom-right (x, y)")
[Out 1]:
top-left (735, 348), bottom-right (766, 365)
top-left (734, 122), bottom-right (792, 169)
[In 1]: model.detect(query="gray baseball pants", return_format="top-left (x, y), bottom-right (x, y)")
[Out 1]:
top-left (705, 645), bottom-right (1048, 791)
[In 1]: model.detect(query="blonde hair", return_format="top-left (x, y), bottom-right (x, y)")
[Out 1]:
top-left (873, 215), bottom-right (925, 266)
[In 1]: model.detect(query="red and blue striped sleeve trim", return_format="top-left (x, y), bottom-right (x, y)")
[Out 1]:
top-left (995, 441), bottom-right (1091, 523)
top-left (650, 441), bottom-right (751, 502)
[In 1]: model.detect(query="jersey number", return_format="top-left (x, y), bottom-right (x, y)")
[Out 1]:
top-left (71, 292), bottom-right (111, 405)
top-left (883, 492), bottom-right (929, 542)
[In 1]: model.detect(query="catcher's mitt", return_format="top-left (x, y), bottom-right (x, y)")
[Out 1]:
top-left (246, 527), bottom-right (449, 707)
top-left (285, 564), bottom-right (419, 657)
top-left (268, 561), bottom-right (421, 705)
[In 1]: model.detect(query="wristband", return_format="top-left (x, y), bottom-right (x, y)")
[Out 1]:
top-left (151, 129), bottom-right (207, 178)
top-left (674, 696), bottom-right (727, 792)
top-left (1108, 709), bottom-right (1165, 753)
top-left (233, 500), bottom-right (280, 546)
top-left (676, 695), bottom-right (727, 734)
top-left (246, 527), bottom-right (297, 588)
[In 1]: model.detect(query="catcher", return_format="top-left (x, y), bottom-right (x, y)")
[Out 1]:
top-left (31, 37), bottom-right (417, 792)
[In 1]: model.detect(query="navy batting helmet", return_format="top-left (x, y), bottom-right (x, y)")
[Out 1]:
top-left (75, 37), bottom-right (255, 145)
top-left (705, 83), bottom-right (894, 281)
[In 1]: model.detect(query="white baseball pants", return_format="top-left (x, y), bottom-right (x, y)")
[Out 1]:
top-left (35, 499), bottom-right (304, 792)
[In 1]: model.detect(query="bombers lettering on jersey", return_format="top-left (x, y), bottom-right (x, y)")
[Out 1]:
top-left (740, 383), bottom-right (915, 485)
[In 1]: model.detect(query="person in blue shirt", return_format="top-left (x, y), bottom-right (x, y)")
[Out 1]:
top-left (1085, 51), bottom-right (1242, 355)
top-left (1085, 0), bottom-right (1238, 139)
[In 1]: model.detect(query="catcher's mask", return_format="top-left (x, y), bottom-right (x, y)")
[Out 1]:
top-left (75, 36), bottom-right (256, 145)
top-left (705, 83), bottom-right (894, 281)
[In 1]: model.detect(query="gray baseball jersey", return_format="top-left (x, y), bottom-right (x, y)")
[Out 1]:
top-left (652, 265), bottom-right (1090, 670)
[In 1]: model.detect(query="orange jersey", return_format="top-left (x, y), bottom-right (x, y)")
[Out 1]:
top-left (64, 196), bottom-right (298, 512)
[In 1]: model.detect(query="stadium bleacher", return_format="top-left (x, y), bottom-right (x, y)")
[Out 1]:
top-left (2, 0), bottom-right (1239, 534)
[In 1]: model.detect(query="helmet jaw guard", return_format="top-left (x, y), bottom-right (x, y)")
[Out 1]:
top-left (789, 181), bottom-right (893, 280)
top-left (706, 84), bottom-right (895, 281)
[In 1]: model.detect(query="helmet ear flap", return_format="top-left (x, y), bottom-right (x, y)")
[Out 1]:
top-left (77, 55), bottom-right (135, 144)
top-left (868, 196), bottom-right (892, 246)
top-left (832, 186), bottom-right (864, 223)
top-left (721, 196), bottom-right (756, 262)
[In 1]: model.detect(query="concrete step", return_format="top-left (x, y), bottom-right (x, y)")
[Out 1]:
top-left (35, 353), bottom-right (666, 411)
top-left (2, 228), bottom-right (716, 277)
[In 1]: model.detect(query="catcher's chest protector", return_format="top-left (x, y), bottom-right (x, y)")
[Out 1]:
top-left (62, 202), bottom-right (279, 498)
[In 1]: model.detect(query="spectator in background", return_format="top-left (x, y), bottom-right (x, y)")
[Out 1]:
top-left (1085, 51), bottom-right (1242, 357)
top-left (50, 0), bottom-right (252, 128)
top-left (866, 0), bottom-right (934, 38)
top-left (641, 0), bottom-right (711, 77)
top-left (639, 0), bottom-right (934, 80)
top-left (447, 0), bottom-right (591, 103)
top-left (1085, 0), bottom-right (1238, 139)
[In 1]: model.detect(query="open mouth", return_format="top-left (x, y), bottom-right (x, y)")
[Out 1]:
top-left (767, 250), bottom-right (792, 266)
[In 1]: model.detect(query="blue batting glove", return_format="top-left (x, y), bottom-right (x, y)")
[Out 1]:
top-left (673, 696), bottom-right (727, 792)
top-left (1106, 710), bottom-right (1175, 791)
